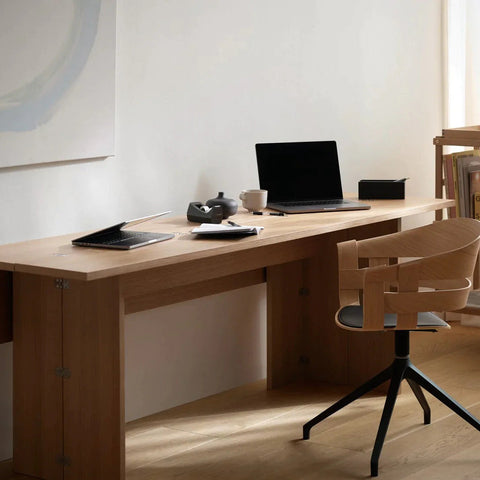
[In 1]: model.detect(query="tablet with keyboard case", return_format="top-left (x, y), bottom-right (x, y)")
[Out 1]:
top-left (72, 212), bottom-right (173, 250)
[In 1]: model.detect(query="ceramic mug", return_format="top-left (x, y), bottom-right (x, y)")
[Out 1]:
top-left (239, 189), bottom-right (268, 212)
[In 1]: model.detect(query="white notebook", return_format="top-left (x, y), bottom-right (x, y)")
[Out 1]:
top-left (192, 223), bottom-right (263, 236)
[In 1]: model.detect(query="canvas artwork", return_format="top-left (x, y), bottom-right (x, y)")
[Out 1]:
top-left (0, 0), bottom-right (115, 168)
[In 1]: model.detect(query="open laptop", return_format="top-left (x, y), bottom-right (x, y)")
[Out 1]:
top-left (256, 140), bottom-right (371, 214)
top-left (72, 212), bottom-right (174, 250)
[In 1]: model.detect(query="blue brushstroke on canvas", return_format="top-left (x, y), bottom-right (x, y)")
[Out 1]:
top-left (0, 0), bottom-right (101, 132)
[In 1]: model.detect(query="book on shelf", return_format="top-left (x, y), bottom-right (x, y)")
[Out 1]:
top-left (457, 150), bottom-right (480, 217)
top-left (474, 192), bottom-right (480, 220)
top-left (443, 149), bottom-right (480, 218)
top-left (469, 170), bottom-right (480, 217)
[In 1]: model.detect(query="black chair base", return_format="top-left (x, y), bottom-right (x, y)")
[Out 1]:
top-left (302, 331), bottom-right (480, 477)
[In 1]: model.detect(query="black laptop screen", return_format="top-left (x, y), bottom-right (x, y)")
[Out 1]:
top-left (255, 141), bottom-right (344, 202)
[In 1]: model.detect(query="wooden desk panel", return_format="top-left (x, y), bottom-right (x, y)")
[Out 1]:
top-left (62, 277), bottom-right (125, 480)
top-left (13, 273), bottom-right (63, 480)
top-left (0, 198), bottom-right (453, 480)
top-left (267, 219), bottom-right (399, 389)
top-left (0, 197), bottom-right (451, 281)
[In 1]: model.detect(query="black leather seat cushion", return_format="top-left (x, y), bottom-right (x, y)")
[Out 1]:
top-left (338, 305), bottom-right (449, 329)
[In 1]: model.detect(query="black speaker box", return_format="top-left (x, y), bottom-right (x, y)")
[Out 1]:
top-left (358, 179), bottom-right (406, 200)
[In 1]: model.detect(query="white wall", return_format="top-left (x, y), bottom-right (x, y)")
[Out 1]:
top-left (0, 0), bottom-right (442, 460)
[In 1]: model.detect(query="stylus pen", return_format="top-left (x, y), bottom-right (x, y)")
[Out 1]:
top-left (252, 212), bottom-right (286, 216)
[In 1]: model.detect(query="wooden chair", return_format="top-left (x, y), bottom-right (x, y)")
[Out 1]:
top-left (302, 218), bottom-right (480, 477)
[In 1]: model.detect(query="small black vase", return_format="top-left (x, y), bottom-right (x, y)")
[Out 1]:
top-left (206, 192), bottom-right (238, 219)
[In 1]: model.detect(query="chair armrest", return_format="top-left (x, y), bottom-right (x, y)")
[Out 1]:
top-left (338, 239), bottom-right (398, 310)
top-left (336, 218), bottom-right (480, 331)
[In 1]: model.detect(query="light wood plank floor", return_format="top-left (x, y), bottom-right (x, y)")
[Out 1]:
top-left (2, 323), bottom-right (480, 479)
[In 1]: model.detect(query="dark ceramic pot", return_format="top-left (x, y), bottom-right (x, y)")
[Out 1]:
top-left (206, 192), bottom-right (238, 219)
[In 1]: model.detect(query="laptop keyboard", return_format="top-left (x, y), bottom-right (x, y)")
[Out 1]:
top-left (276, 199), bottom-right (346, 207)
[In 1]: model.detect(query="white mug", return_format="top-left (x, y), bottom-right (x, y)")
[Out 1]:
top-left (239, 189), bottom-right (268, 212)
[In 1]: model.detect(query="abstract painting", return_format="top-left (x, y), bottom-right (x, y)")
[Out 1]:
top-left (0, 0), bottom-right (115, 167)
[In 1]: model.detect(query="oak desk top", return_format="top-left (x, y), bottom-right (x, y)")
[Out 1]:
top-left (0, 197), bottom-right (453, 281)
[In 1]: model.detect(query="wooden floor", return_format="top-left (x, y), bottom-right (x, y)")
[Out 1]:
top-left (2, 323), bottom-right (480, 479)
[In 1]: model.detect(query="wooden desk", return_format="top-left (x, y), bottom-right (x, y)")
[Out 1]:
top-left (0, 197), bottom-right (452, 479)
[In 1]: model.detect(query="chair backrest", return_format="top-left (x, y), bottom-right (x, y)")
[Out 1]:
top-left (337, 218), bottom-right (480, 331)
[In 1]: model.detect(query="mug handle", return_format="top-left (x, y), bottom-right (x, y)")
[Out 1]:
top-left (239, 191), bottom-right (246, 200)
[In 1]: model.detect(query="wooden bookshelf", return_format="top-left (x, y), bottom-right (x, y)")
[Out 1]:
top-left (434, 126), bottom-right (480, 313)
top-left (433, 126), bottom-right (480, 220)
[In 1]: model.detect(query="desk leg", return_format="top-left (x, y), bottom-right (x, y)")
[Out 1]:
top-left (13, 275), bottom-right (125, 480)
top-left (303, 223), bottom-right (397, 387)
top-left (266, 232), bottom-right (357, 387)
top-left (266, 261), bottom-right (306, 389)
top-left (62, 277), bottom-right (125, 480)
top-left (303, 232), bottom-right (349, 385)
top-left (266, 220), bottom-right (399, 390)
top-left (13, 273), bottom-right (63, 479)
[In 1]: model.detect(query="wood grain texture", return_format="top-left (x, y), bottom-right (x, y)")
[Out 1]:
top-left (435, 143), bottom-right (444, 221)
top-left (124, 268), bottom-right (265, 314)
top-left (0, 198), bottom-right (453, 281)
top-left (62, 277), bottom-right (125, 480)
top-left (304, 232), bottom-right (351, 384)
top-left (344, 221), bottom-right (400, 386)
top-left (4, 326), bottom-right (480, 480)
top-left (266, 260), bottom-right (306, 388)
top-left (3, 199), bottom-right (455, 480)
top-left (306, 220), bottom-right (399, 387)
top-left (120, 323), bottom-right (480, 480)
top-left (268, 220), bottom-right (400, 388)
top-left (12, 273), bottom-right (63, 480)
top-left (337, 218), bottom-right (480, 332)
top-left (119, 236), bottom-right (324, 300)
top-left (434, 136), bottom-right (480, 147)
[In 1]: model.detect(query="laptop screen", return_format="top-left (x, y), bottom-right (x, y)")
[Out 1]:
top-left (256, 141), bottom-right (344, 202)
